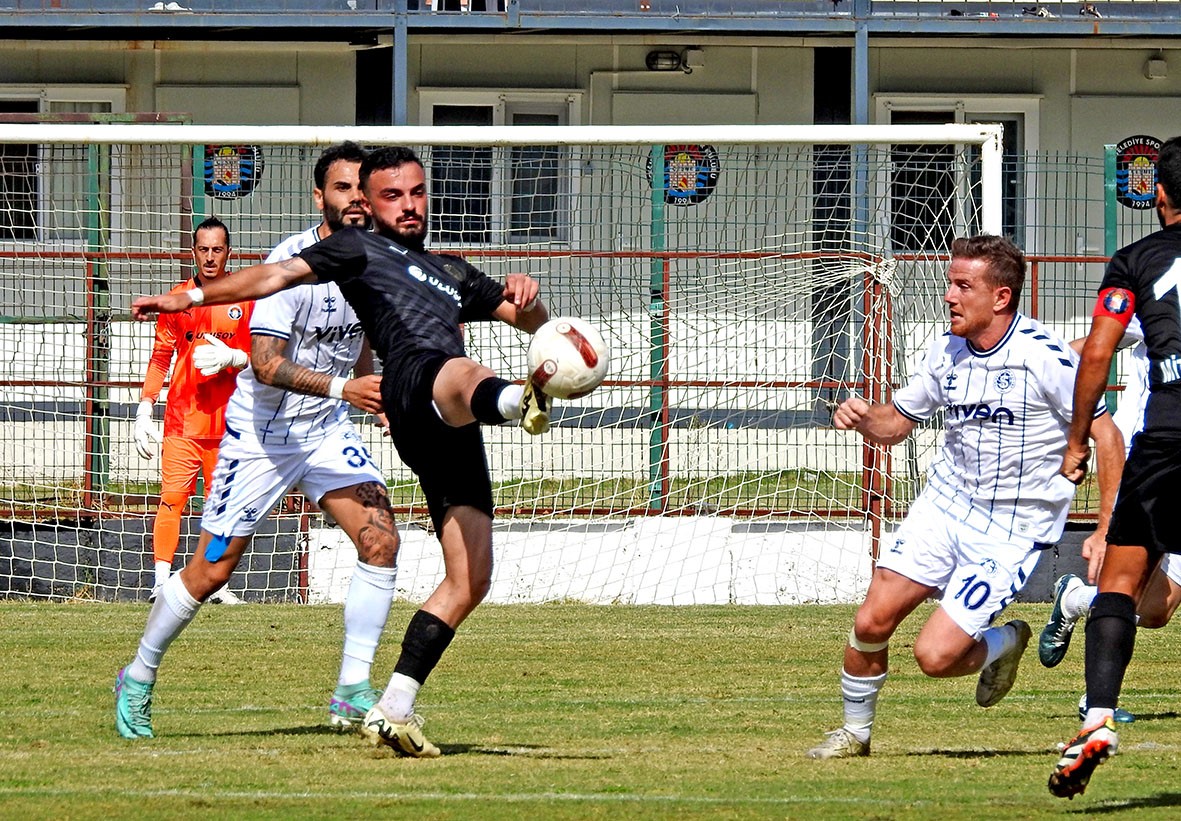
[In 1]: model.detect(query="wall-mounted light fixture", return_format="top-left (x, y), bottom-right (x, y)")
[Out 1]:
top-left (646, 50), bottom-right (683, 72)
top-left (1145, 51), bottom-right (1168, 80)
top-left (646, 48), bottom-right (703, 74)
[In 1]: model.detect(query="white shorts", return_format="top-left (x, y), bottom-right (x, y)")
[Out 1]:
top-left (200, 421), bottom-right (385, 539)
top-left (1163, 554), bottom-right (1181, 587)
top-left (877, 493), bottom-right (1045, 639)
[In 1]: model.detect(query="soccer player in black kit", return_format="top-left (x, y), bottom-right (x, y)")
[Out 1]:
top-left (1049, 135), bottom-right (1181, 798)
top-left (133, 146), bottom-right (553, 757)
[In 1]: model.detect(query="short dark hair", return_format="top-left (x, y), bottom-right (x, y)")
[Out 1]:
top-left (950, 234), bottom-right (1026, 310)
top-left (1157, 136), bottom-right (1181, 210)
top-left (193, 216), bottom-right (230, 247)
top-left (314, 141), bottom-right (369, 190)
top-left (360, 146), bottom-right (423, 190)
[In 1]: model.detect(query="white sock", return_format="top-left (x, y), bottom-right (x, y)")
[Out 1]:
top-left (127, 573), bottom-right (202, 683)
top-left (981, 623), bottom-right (1019, 667)
top-left (498, 384), bottom-right (524, 419)
top-left (1083, 706), bottom-right (1115, 728)
top-left (338, 562), bottom-right (398, 687)
top-left (153, 560), bottom-right (171, 588)
top-left (379, 672), bottom-right (421, 722)
top-left (841, 670), bottom-right (887, 743)
top-left (1064, 583), bottom-right (1098, 621)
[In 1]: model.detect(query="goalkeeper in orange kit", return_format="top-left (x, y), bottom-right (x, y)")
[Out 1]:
top-left (133, 216), bottom-right (252, 604)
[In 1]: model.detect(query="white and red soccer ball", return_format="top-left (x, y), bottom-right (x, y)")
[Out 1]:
top-left (527, 317), bottom-right (610, 400)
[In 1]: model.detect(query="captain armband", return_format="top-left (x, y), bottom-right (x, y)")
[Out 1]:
top-left (1092, 288), bottom-right (1135, 328)
top-left (848, 627), bottom-right (889, 654)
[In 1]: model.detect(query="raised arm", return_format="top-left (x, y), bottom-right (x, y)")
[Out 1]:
top-left (131, 257), bottom-right (316, 320)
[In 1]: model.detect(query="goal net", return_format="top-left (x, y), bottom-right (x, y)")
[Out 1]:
top-left (0, 121), bottom-right (1002, 604)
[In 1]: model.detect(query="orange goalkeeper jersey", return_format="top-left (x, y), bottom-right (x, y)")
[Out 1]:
top-left (140, 277), bottom-right (253, 440)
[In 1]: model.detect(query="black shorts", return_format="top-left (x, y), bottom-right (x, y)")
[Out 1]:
top-left (1107, 430), bottom-right (1181, 554)
top-left (387, 352), bottom-right (494, 535)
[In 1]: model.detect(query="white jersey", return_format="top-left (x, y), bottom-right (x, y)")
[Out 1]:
top-left (892, 313), bottom-right (1103, 544)
top-left (1112, 316), bottom-right (1149, 449)
top-left (223, 225), bottom-right (367, 447)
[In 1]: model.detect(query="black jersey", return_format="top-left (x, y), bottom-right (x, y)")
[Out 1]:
top-left (1100, 223), bottom-right (1181, 433)
top-left (295, 227), bottom-right (506, 377)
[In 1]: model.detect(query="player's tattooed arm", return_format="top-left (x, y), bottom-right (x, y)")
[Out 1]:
top-left (250, 334), bottom-right (383, 413)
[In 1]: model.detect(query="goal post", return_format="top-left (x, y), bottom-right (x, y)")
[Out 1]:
top-left (0, 122), bottom-right (1003, 604)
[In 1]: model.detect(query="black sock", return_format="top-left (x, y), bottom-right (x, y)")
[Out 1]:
top-left (1084, 592), bottom-right (1137, 710)
top-left (470, 376), bottom-right (511, 425)
top-left (393, 609), bottom-right (456, 684)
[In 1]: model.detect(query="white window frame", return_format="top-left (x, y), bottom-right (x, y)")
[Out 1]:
top-left (418, 88), bottom-right (583, 246)
top-left (0, 85), bottom-right (128, 248)
top-left (874, 94), bottom-right (1041, 250)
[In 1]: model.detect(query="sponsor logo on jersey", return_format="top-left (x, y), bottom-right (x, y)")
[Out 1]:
top-left (310, 321), bottom-right (365, 343)
top-left (1157, 354), bottom-right (1181, 385)
top-left (407, 265), bottom-right (427, 282)
top-left (994, 370), bottom-right (1015, 393)
top-left (945, 402), bottom-right (1016, 425)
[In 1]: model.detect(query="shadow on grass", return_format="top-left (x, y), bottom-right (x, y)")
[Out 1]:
top-left (438, 743), bottom-right (610, 760)
top-left (180, 726), bottom-right (611, 759)
top-left (1080, 792), bottom-right (1181, 813)
top-left (1117, 710), bottom-right (1181, 723)
top-left (903, 748), bottom-right (1045, 758)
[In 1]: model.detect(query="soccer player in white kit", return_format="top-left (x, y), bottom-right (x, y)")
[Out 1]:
top-left (115, 142), bottom-right (396, 738)
top-left (806, 234), bottom-right (1123, 760)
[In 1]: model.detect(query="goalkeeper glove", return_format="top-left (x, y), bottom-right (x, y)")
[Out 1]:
top-left (192, 334), bottom-right (249, 377)
top-left (132, 400), bottom-right (162, 459)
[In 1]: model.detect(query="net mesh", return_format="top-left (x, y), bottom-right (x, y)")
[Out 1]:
top-left (0, 126), bottom-right (1105, 605)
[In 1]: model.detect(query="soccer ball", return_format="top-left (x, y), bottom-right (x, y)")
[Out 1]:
top-left (527, 317), bottom-right (610, 400)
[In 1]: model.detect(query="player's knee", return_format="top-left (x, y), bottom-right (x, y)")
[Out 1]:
top-left (1138, 610), bottom-right (1168, 629)
top-left (356, 526), bottom-right (400, 567)
top-left (912, 643), bottom-right (959, 678)
top-left (158, 490), bottom-right (189, 513)
top-left (469, 571), bottom-right (492, 605)
top-left (851, 611), bottom-right (893, 649)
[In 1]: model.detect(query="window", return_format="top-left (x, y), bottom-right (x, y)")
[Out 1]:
top-left (420, 90), bottom-right (581, 245)
top-left (875, 95), bottom-right (1039, 250)
top-left (0, 87), bottom-right (126, 244)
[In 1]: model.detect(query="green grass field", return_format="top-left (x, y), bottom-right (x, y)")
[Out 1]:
top-left (2, 600), bottom-right (1180, 819)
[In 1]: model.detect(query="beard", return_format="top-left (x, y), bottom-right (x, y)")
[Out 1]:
top-left (325, 203), bottom-right (370, 233)
top-left (376, 213), bottom-right (428, 252)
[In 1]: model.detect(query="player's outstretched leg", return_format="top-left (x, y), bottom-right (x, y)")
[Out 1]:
top-left (329, 680), bottom-right (381, 730)
top-left (976, 619), bottom-right (1032, 707)
top-left (362, 705), bottom-right (442, 758)
top-left (1040, 574), bottom-right (1085, 668)
top-left (1048, 717), bottom-right (1118, 799)
top-left (114, 667), bottom-right (155, 739)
